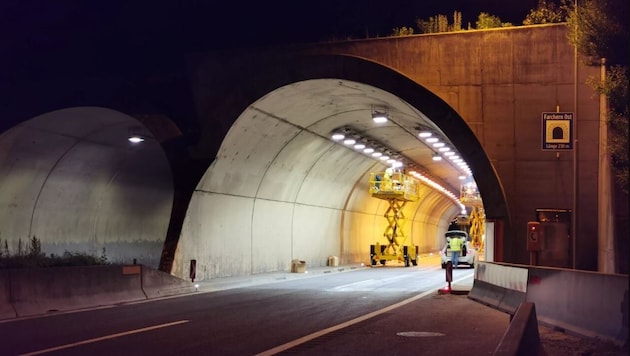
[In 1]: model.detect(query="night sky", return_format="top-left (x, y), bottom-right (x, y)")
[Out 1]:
top-left (1, 1), bottom-right (542, 78)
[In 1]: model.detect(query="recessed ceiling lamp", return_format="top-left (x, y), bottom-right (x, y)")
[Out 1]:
top-left (371, 105), bottom-right (389, 123)
top-left (127, 127), bottom-right (145, 143)
top-left (128, 135), bottom-right (145, 143)
top-left (331, 133), bottom-right (345, 141)
top-left (432, 153), bottom-right (442, 161)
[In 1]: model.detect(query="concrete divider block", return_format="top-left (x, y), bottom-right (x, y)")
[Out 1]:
top-left (526, 266), bottom-right (629, 345)
top-left (469, 262), bottom-right (528, 316)
top-left (10, 265), bottom-right (147, 317)
top-left (468, 280), bottom-right (526, 315)
top-left (141, 265), bottom-right (196, 298)
top-left (494, 302), bottom-right (546, 356)
top-left (0, 270), bottom-right (17, 320)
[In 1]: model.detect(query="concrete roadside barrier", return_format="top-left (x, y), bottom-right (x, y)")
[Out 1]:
top-left (468, 262), bottom-right (529, 316)
top-left (526, 266), bottom-right (629, 345)
top-left (0, 270), bottom-right (17, 320)
top-left (9, 265), bottom-right (147, 318)
top-left (493, 302), bottom-right (547, 356)
top-left (0, 265), bottom-right (198, 320)
top-left (470, 262), bottom-right (629, 347)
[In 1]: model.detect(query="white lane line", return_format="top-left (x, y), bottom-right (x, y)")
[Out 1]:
top-left (256, 275), bottom-right (471, 356)
top-left (20, 320), bottom-right (190, 356)
top-left (328, 279), bottom-right (377, 290)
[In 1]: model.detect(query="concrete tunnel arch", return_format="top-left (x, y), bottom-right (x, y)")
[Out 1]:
top-left (0, 107), bottom-right (174, 267)
top-left (171, 53), bottom-right (509, 280)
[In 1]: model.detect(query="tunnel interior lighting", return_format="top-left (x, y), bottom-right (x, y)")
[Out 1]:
top-left (127, 126), bottom-right (146, 143)
top-left (415, 126), bottom-right (471, 176)
top-left (330, 125), bottom-right (469, 208)
top-left (372, 114), bottom-right (388, 123)
top-left (128, 136), bottom-right (145, 143)
top-left (331, 133), bottom-right (345, 141)
top-left (371, 105), bottom-right (389, 123)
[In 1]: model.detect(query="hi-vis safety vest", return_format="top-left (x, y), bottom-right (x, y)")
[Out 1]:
top-left (449, 237), bottom-right (462, 252)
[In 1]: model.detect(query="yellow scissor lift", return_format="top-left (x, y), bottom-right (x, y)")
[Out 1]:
top-left (460, 182), bottom-right (485, 253)
top-left (368, 170), bottom-right (420, 267)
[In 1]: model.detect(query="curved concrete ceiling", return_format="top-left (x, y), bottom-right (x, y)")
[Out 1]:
top-left (247, 78), bottom-right (470, 196)
top-left (0, 107), bottom-right (173, 267)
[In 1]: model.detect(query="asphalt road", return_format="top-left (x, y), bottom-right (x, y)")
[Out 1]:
top-left (0, 261), bottom-right (510, 355)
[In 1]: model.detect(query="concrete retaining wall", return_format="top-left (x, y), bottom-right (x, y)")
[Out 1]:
top-left (470, 262), bottom-right (629, 345)
top-left (0, 265), bottom-right (194, 320)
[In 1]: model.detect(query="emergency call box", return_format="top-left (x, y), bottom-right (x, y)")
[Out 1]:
top-left (526, 221), bottom-right (543, 251)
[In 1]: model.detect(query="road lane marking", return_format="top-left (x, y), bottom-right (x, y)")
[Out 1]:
top-left (328, 279), bottom-right (377, 290)
top-left (256, 275), bottom-right (472, 356)
top-left (19, 320), bottom-right (189, 356)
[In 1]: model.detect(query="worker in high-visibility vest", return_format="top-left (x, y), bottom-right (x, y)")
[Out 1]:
top-left (448, 236), bottom-right (462, 268)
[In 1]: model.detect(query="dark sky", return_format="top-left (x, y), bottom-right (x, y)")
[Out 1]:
top-left (1, 0), bottom-right (541, 77)
top-left (2, 1), bottom-right (540, 52)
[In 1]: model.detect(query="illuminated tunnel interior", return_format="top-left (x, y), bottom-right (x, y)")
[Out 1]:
top-left (172, 79), bottom-right (476, 280)
top-left (0, 66), bottom-right (500, 282)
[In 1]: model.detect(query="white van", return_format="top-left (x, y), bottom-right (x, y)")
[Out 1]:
top-left (440, 230), bottom-right (477, 269)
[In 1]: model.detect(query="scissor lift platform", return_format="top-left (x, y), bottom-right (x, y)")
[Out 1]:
top-left (368, 171), bottom-right (420, 267)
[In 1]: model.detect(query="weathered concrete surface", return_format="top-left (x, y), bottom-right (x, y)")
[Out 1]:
top-left (0, 107), bottom-right (173, 269)
top-left (0, 265), bottom-right (193, 320)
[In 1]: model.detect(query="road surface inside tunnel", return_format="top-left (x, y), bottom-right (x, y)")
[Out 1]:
top-left (1, 258), bottom-right (509, 356)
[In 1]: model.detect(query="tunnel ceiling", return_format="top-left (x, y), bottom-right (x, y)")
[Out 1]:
top-left (250, 78), bottom-right (471, 196)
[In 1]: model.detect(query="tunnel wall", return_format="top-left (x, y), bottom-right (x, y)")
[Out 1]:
top-left (0, 108), bottom-right (173, 268)
top-left (172, 97), bottom-right (459, 280)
